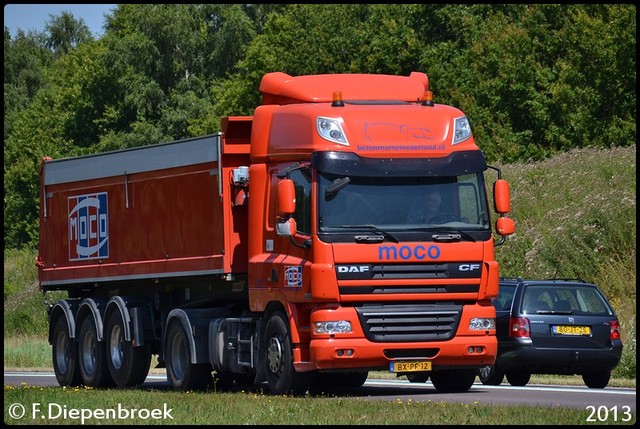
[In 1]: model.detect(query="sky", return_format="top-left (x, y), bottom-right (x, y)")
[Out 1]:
top-left (4, 4), bottom-right (117, 38)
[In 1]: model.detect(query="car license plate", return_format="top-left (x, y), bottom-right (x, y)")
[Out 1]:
top-left (389, 361), bottom-right (432, 373)
top-left (552, 325), bottom-right (591, 335)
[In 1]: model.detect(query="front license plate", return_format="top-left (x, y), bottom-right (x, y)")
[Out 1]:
top-left (552, 325), bottom-right (591, 335)
top-left (389, 361), bottom-right (432, 373)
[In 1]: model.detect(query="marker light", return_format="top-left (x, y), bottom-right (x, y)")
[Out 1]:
top-left (452, 116), bottom-right (472, 145)
top-left (332, 91), bottom-right (345, 107)
top-left (421, 90), bottom-right (434, 106)
top-left (317, 117), bottom-right (349, 146)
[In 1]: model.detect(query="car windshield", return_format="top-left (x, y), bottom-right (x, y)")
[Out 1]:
top-left (521, 284), bottom-right (614, 315)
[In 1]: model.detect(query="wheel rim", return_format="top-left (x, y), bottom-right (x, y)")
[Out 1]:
top-left (267, 336), bottom-right (284, 375)
top-left (479, 366), bottom-right (491, 380)
top-left (108, 323), bottom-right (124, 370)
top-left (55, 331), bottom-right (69, 374)
top-left (81, 328), bottom-right (97, 375)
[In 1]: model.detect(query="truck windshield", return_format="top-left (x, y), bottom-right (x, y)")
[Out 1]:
top-left (318, 172), bottom-right (491, 232)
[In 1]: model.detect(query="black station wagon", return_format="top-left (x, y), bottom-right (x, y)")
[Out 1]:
top-left (478, 278), bottom-right (623, 388)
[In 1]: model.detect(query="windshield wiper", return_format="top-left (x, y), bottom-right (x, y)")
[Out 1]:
top-left (406, 227), bottom-right (477, 242)
top-left (340, 224), bottom-right (399, 243)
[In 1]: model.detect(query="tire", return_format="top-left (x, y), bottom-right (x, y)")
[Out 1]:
top-left (406, 372), bottom-right (429, 383)
top-left (506, 371), bottom-right (531, 387)
top-left (105, 310), bottom-right (151, 387)
top-left (430, 369), bottom-right (477, 393)
top-left (582, 371), bottom-right (610, 389)
top-left (165, 320), bottom-right (212, 391)
top-left (478, 365), bottom-right (504, 386)
top-left (262, 311), bottom-right (311, 396)
top-left (52, 316), bottom-right (82, 387)
top-left (339, 371), bottom-right (369, 388)
top-left (78, 315), bottom-right (114, 387)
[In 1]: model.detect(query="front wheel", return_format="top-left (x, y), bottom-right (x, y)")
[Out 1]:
top-left (430, 369), bottom-right (477, 393)
top-left (478, 365), bottom-right (504, 385)
top-left (262, 311), bottom-right (311, 396)
top-left (52, 316), bottom-right (82, 387)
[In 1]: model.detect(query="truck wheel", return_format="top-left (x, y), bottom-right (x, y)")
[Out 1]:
top-left (431, 369), bottom-right (477, 392)
top-left (406, 372), bottom-right (429, 383)
top-left (339, 371), bottom-right (369, 388)
top-left (52, 316), bottom-right (82, 387)
top-left (78, 315), bottom-right (114, 387)
top-left (262, 311), bottom-right (311, 396)
top-left (478, 364), bottom-right (504, 385)
top-left (506, 371), bottom-right (531, 387)
top-left (165, 320), bottom-right (212, 391)
top-left (582, 371), bottom-right (610, 389)
top-left (105, 310), bottom-right (151, 387)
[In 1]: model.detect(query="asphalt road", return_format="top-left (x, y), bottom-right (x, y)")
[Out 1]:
top-left (4, 370), bottom-right (636, 419)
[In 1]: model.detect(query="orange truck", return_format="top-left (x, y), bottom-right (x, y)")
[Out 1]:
top-left (37, 71), bottom-right (515, 395)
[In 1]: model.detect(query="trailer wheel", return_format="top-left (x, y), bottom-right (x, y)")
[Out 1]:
top-left (165, 320), bottom-right (212, 391)
top-left (52, 316), bottom-right (82, 387)
top-left (262, 311), bottom-right (310, 396)
top-left (430, 369), bottom-right (477, 393)
top-left (78, 315), bottom-right (114, 387)
top-left (105, 310), bottom-right (151, 387)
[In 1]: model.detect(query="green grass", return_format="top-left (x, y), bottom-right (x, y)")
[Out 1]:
top-left (4, 384), bottom-right (635, 425)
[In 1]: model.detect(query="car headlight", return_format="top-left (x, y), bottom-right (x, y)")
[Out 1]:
top-left (469, 317), bottom-right (495, 330)
top-left (314, 320), bottom-right (352, 334)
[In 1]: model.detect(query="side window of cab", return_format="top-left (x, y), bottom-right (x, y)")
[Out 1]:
top-left (289, 168), bottom-right (312, 235)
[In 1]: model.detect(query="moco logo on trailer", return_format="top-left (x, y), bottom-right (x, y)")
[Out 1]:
top-left (68, 192), bottom-right (109, 261)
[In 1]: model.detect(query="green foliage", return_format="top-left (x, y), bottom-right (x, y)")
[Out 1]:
top-left (3, 4), bottom-right (636, 252)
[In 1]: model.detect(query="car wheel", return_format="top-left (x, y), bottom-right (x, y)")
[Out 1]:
top-left (478, 365), bottom-right (504, 385)
top-left (582, 371), bottom-right (610, 389)
top-left (506, 371), bottom-right (531, 386)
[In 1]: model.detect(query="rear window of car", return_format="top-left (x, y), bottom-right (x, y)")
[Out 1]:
top-left (521, 284), bottom-right (614, 316)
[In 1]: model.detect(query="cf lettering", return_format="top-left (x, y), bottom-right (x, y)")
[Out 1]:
top-left (460, 264), bottom-right (480, 271)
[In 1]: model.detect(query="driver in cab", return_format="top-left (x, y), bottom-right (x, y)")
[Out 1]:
top-left (407, 188), bottom-right (443, 224)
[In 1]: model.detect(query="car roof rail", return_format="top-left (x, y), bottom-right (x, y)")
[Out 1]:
top-left (549, 278), bottom-right (588, 283)
top-left (499, 276), bottom-right (524, 282)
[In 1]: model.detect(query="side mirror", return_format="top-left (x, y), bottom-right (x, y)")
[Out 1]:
top-left (277, 179), bottom-right (296, 215)
top-left (276, 217), bottom-right (297, 237)
top-left (495, 216), bottom-right (516, 236)
top-left (493, 179), bottom-right (511, 214)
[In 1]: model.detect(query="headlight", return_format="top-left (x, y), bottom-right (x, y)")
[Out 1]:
top-left (314, 320), bottom-right (352, 334)
top-left (317, 117), bottom-right (349, 146)
top-left (452, 116), bottom-right (472, 145)
top-left (469, 317), bottom-right (495, 330)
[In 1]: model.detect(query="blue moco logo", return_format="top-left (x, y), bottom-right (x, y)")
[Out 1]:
top-left (68, 192), bottom-right (109, 261)
top-left (379, 245), bottom-right (441, 260)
